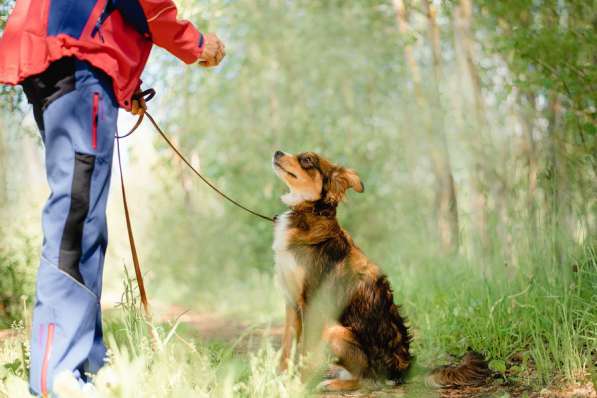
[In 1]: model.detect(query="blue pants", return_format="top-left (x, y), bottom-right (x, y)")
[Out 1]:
top-left (23, 59), bottom-right (118, 396)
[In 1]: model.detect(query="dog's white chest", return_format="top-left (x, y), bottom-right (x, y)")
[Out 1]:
top-left (273, 212), bottom-right (305, 304)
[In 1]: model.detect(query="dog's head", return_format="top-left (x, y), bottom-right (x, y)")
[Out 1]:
top-left (272, 151), bottom-right (364, 207)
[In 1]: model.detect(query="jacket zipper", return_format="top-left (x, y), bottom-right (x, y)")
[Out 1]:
top-left (92, 92), bottom-right (100, 150)
top-left (41, 323), bottom-right (55, 397)
top-left (91, 0), bottom-right (116, 43)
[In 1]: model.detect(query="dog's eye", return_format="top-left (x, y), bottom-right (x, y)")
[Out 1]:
top-left (299, 155), bottom-right (315, 169)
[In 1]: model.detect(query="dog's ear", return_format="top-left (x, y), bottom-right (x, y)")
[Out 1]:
top-left (325, 168), bottom-right (364, 204)
top-left (345, 168), bottom-right (364, 193)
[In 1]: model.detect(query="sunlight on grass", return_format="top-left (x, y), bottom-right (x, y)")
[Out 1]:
top-left (1, 244), bottom-right (595, 397)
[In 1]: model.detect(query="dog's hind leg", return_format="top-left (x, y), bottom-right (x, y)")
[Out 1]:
top-left (278, 303), bottom-right (302, 372)
top-left (318, 325), bottom-right (367, 392)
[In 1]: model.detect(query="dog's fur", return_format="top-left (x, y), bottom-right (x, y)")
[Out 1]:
top-left (272, 151), bottom-right (489, 392)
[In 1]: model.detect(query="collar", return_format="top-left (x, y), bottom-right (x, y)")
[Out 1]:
top-left (290, 200), bottom-right (337, 218)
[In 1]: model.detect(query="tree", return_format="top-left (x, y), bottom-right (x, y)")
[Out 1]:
top-left (394, 0), bottom-right (460, 253)
top-left (473, 0), bottom-right (596, 262)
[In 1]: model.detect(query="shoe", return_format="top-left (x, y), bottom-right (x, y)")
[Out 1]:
top-left (53, 371), bottom-right (98, 398)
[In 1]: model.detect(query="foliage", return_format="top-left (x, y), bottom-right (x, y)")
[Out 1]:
top-left (476, 0), bottom-right (595, 125)
top-left (0, 0), bottom-right (595, 395)
top-left (472, 0), bottom-right (596, 242)
top-left (0, 232), bottom-right (36, 329)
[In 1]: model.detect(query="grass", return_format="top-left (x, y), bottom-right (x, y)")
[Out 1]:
top-left (0, 271), bottom-right (307, 398)
top-left (398, 244), bottom-right (597, 387)
top-left (0, 240), bottom-right (595, 397)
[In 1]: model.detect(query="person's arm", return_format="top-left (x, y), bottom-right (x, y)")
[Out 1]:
top-left (120, 0), bottom-right (225, 114)
top-left (115, 0), bottom-right (225, 65)
top-left (137, 0), bottom-right (205, 64)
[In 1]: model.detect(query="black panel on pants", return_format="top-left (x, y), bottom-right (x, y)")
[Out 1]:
top-left (58, 153), bottom-right (96, 284)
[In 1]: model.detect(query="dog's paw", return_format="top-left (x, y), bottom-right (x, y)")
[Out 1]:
top-left (317, 379), bottom-right (334, 392)
top-left (317, 378), bottom-right (361, 392)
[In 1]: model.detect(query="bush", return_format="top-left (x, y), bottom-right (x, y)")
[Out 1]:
top-left (0, 234), bottom-right (36, 329)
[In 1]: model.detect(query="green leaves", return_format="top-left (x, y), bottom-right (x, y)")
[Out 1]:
top-left (489, 358), bottom-right (507, 374)
top-left (475, 0), bottom-right (596, 140)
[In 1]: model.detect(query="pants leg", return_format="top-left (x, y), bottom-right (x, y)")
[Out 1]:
top-left (28, 60), bottom-right (118, 396)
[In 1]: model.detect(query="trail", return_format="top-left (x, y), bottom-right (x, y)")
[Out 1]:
top-left (159, 304), bottom-right (284, 353)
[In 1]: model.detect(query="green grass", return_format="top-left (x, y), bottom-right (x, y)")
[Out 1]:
top-left (0, 272), bottom-right (308, 398)
top-left (0, 234), bottom-right (37, 329)
top-left (398, 244), bottom-right (597, 387)
top-left (0, 243), bottom-right (595, 397)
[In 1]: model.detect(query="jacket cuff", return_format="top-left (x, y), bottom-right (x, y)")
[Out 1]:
top-left (197, 32), bottom-right (205, 58)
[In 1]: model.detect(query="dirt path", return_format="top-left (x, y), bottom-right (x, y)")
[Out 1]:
top-left (0, 329), bottom-right (16, 341)
top-left (158, 304), bottom-right (283, 352)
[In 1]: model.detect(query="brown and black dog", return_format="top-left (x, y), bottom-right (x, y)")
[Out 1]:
top-left (272, 151), bottom-right (490, 391)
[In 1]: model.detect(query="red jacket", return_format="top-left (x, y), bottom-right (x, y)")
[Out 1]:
top-left (0, 0), bottom-right (204, 110)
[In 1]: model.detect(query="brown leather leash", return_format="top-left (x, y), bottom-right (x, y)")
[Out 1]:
top-left (115, 89), bottom-right (274, 347)
top-left (115, 136), bottom-right (159, 349)
top-left (143, 111), bottom-right (275, 223)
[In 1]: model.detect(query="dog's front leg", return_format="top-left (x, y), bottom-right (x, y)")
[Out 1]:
top-left (278, 303), bottom-right (303, 372)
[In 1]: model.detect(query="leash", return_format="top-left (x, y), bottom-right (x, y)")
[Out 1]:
top-left (114, 89), bottom-right (274, 346)
top-left (115, 136), bottom-right (158, 349)
top-left (117, 89), bottom-right (274, 223)
top-left (144, 112), bottom-right (275, 223)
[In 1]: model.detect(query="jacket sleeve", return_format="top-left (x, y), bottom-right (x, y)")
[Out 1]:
top-left (136, 0), bottom-right (205, 64)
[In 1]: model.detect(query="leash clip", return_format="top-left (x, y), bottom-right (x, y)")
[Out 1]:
top-left (116, 88), bottom-right (156, 140)
top-left (133, 88), bottom-right (156, 103)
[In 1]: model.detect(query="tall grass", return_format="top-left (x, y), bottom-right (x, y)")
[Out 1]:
top-left (1, 244), bottom-right (594, 397)
top-left (0, 233), bottom-right (36, 329)
top-left (1, 269), bottom-right (308, 398)
top-left (398, 243), bottom-right (597, 387)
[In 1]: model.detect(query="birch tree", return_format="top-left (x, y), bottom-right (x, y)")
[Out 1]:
top-left (452, 0), bottom-right (490, 250)
top-left (394, 0), bottom-right (460, 253)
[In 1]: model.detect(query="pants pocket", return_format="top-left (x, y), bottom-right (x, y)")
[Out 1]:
top-left (91, 92), bottom-right (100, 150)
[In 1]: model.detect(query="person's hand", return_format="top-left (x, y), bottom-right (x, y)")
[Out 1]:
top-left (130, 89), bottom-right (147, 116)
top-left (198, 33), bottom-right (226, 67)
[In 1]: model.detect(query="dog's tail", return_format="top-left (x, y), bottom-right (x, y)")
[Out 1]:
top-left (426, 351), bottom-right (491, 388)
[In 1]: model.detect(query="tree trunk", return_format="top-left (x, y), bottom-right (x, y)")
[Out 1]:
top-left (546, 94), bottom-right (564, 265)
top-left (394, 0), bottom-right (460, 253)
top-left (452, 0), bottom-right (490, 251)
top-left (454, 0), bottom-right (488, 128)
top-left (393, 0), bottom-right (423, 105)
top-left (423, 0), bottom-right (460, 253)
top-left (519, 91), bottom-right (538, 235)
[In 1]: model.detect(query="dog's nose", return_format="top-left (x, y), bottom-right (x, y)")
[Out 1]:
top-left (274, 151), bottom-right (284, 160)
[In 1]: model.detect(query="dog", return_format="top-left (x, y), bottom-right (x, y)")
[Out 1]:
top-left (272, 150), bottom-right (490, 391)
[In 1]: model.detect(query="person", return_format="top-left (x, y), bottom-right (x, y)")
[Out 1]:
top-left (0, 1), bottom-right (225, 395)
